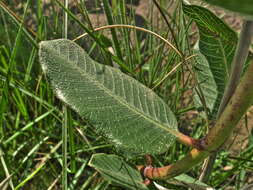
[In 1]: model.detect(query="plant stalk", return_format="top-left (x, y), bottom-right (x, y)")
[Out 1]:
top-left (199, 20), bottom-right (253, 182)
top-left (218, 20), bottom-right (253, 116)
top-left (175, 132), bottom-right (204, 149)
top-left (62, 0), bottom-right (68, 189)
top-left (141, 59), bottom-right (253, 179)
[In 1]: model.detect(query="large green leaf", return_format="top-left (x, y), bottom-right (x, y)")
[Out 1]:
top-left (39, 39), bottom-right (178, 154)
top-left (201, 0), bottom-right (253, 16)
top-left (88, 154), bottom-right (148, 190)
top-left (183, 5), bottom-right (238, 119)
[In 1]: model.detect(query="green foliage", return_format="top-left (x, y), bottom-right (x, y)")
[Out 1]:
top-left (1, 0), bottom-right (253, 189)
top-left (183, 4), bottom-right (238, 119)
top-left (39, 39), bottom-right (178, 155)
top-left (89, 154), bottom-right (215, 190)
top-left (201, 0), bottom-right (253, 16)
top-left (89, 154), bottom-right (148, 190)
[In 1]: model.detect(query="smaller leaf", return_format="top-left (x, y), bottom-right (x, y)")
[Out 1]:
top-left (173, 174), bottom-right (215, 190)
top-left (193, 50), bottom-right (219, 119)
top-left (88, 154), bottom-right (148, 190)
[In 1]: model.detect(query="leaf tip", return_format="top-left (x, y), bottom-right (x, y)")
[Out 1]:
top-left (39, 41), bottom-right (49, 73)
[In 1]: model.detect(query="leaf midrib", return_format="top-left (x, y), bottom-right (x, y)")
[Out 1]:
top-left (48, 44), bottom-right (178, 136)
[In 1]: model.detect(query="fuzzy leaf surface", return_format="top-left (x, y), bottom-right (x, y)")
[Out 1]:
top-left (89, 154), bottom-right (148, 190)
top-left (183, 5), bottom-right (238, 119)
top-left (201, 0), bottom-right (253, 16)
top-left (39, 39), bottom-right (178, 154)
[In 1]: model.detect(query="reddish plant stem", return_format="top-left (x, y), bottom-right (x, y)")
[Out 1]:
top-left (140, 60), bottom-right (253, 180)
top-left (175, 132), bottom-right (204, 150)
top-left (143, 149), bottom-right (209, 180)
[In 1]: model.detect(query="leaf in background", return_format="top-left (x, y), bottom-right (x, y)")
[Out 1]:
top-left (183, 5), bottom-right (238, 119)
top-left (88, 154), bottom-right (148, 190)
top-left (39, 39), bottom-right (178, 154)
top-left (192, 50), bottom-right (219, 119)
top-left (200, 0), bottom-right (253, 16)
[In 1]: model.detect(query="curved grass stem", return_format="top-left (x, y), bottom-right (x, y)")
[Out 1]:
top-left (72, 24), bottom-right (183, 58)
top-left (152, 54), bottom-right (197, 89)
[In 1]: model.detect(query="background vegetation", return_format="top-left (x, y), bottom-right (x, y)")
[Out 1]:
top-left (0, 0), bottom-right (252, 189)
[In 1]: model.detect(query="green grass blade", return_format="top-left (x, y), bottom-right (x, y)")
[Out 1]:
top-left (102, 0), bottom-right (123, 60)
top-left (1, 0), bottom-right (30, 131)
top-left (0, 1), bottom-right (37, 48)
top-left (62, 0), bottom-right (68, 189)
top-left (3, 109), bottom-right (54, 145)
top-left (24, 48), bottom-right (37, 82)
top-left (0, 148), bottom-right (14, 189)
top-left (62, 106), bottom-right (68, 190)
top-left (68, 113), bottom-right (76, 173)
top-left (14, 141), bottom-right (62, 190)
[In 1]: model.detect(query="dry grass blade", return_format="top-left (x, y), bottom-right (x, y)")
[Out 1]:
top-left (72, 24), bottom-right (182, 58)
